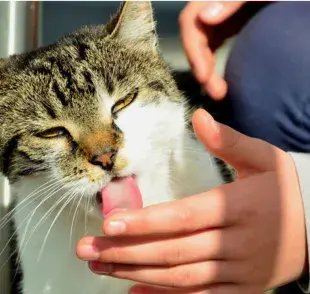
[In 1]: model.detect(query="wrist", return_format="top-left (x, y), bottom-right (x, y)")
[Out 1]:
top-left (268, 153), bottom-right (306, 289)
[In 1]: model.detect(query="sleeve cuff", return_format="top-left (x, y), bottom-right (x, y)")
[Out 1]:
top-left (288, 152), bottom-right (310, 293)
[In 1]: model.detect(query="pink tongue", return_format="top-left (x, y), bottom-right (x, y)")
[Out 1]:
top-left (100, 176), bottom-right (143, 218)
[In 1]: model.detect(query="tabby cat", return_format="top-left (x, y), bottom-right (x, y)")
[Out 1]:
top-left (0, 2), bottom-right (226, 293)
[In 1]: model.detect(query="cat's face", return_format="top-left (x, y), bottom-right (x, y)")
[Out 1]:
top-left (0, 1), bottom-right (187, 213)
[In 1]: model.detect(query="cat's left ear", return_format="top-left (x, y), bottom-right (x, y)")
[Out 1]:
top-left (107, 1), bottom-right (158, 51)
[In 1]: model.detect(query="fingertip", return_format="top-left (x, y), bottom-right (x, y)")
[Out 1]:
top-left (76, 235), bottom-right (93, 247)
top-left (103, 219), bottom-right (127, 236)
top-left (199, 2), bottom-right (245, 25)
top-left (199, 2), bottom-right (224, 24)
top-left (192, 108), bottom-right (221, 152)
top-left (192, 108), bottom-right (214, 136)
top-left (192, 108), bottom-right (210, 124)
top-left (205, 74), bottom-right (227, 100)
top-left (75, 239), bottom-right (88, 260)
top-left (129, 284), bottom-right (148, 294)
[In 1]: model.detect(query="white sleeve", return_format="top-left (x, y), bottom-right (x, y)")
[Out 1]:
top-left (288, 152), bottom-right (310, 293)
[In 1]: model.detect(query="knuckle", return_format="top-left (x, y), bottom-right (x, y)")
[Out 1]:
top-left (235, 195), bottom-right (258, 225)
top-left (161, 243), bottom-right (183, 266)
top-left (210, 230), bottom-right (223, 257)
top-left (177, 206), bottom-right (194, 227)
top-left (202, 262), bottom-right (217, 283)
top-left (225, 183), bottom-right (255, 225)
top-left (170, 266), bottom-right (194, 288)
top-left (109, 247), bottom-right (123, 263)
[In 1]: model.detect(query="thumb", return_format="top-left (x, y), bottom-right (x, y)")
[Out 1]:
top-left (199, 1), bottom-right (245, 25)
top-left (192, 109), bottom-right (283, 172)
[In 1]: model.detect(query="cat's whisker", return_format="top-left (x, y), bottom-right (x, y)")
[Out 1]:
top-left (18, 185), bottom-right (68, 262)
top-left (17, 189), bottom-right (70, 270)
top-left (0, 185), bottom-right (65, 280)
top-left (68, 186), bottom-right (80, 217)
top-left (84, 187), bottom-right (91, 235)
top-left (0, 177), bottom-right (61, 229)
top-left (69, 187), bottom-right (86, 249)
top-left (0, 241), bottom-right (21, 277)
top-left (11, 189), bottom-right (70, 272)
top-left (0, 182), bottom-right (63, 261)
top-left (37, 190), bottom-right (79, 263)
top-left (167, 164), bottom-right (197, 194)
top-left (207, 152), bottom-right (215, 172)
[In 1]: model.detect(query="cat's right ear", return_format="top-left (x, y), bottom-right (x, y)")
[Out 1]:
top-left (106, 1), bottom-right (158, 51)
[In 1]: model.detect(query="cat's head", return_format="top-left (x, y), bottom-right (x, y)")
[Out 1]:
top-left (0, 1), bottom-right (188, 212)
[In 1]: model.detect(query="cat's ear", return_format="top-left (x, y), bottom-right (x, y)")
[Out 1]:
top-left (107, 1), bottom-right (158, 50)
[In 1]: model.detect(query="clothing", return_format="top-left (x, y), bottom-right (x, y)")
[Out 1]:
top-left (220, 2), bottom-right (310, 293)
top-left (289, 152), bottom-right (310, 293)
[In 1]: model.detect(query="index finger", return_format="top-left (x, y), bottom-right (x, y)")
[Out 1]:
top-left (102, 182), bottom-right (240, 237)
top-left (179, 2), bottom-right (213, 84)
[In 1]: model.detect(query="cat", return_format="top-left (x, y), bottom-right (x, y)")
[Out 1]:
top-left (0, 1), bottom-right (228, 294)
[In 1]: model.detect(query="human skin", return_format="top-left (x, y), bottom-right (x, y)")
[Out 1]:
top-left (76, 109), bottom-right (307, 294)
top-left (179, 1), bottom-right (245, 100)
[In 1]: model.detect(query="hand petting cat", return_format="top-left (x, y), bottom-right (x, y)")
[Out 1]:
top-left (76, 109), bottom-right (306, 294)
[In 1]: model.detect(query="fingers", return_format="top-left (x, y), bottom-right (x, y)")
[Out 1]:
top-left (77, 228), bottom-right (249, 266)
top-left (89, 260), bottom-right (243, 288)
top-left (205, 71), bottom-right (227, 101)
top-left (179, 1), bottom-right (241, 100)
top-left (179, 2), bottom-right (214, 84)
top-left (101, 181), bottom-right (244, 237)
top-left (192, 109), bottom-right (286, 173)
top-left (130, 284), bottom-right (257, 294)
top-left (199, 2), bottom-right (245, 25)
top-left (129, 284), bottom-right (243, 294)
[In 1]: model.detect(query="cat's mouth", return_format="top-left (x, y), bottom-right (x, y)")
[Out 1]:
top-left (95, 176), bottom-right (143, 218)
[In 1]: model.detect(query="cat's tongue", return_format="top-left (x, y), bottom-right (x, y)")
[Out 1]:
top-left (100, 176), bottom-right (143, 218)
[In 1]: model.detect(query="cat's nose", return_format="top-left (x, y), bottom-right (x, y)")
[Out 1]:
top-left (89, 149), bottom-right (116, 171)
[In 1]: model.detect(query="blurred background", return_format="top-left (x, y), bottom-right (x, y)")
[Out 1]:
top-left (0, 2), bottom-right (231, 293)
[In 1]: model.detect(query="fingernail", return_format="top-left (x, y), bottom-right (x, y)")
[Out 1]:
top-left (80, 245), bottom-right (100, 261)
top-left (90, 261), bottom-right (113, 275)
top-left (211, 117), bottom-right (220, 133)
top-left (200, 2), bottom-right (224, 19)
top-left (201, 109), bottom-right (219, 134)
top-left (105, 220), bottom-right (126, 236)
top-left (208, 114), bottom-right (220, 134)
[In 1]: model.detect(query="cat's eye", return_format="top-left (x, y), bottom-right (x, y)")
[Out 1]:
top-left (36, 127), bottom-right (69, 139)
top-left (112, 91), bottom-right (138, 116)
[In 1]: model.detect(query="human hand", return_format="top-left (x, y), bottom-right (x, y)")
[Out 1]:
top-left (76, 109), bottom-right (306, 294)
top-left (179, 1), bottom-right (245, 100)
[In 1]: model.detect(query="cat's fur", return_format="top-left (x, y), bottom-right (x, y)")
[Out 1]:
top-left (0, 2), bottom-right (225, 294)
